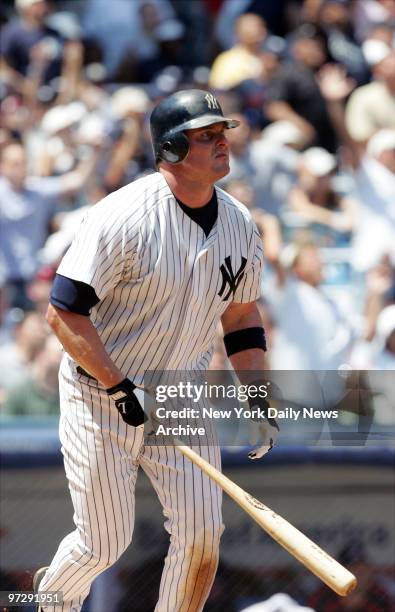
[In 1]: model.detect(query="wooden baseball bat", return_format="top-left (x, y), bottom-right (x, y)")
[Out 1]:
top-left (173, 439), bottom-right (357, 597)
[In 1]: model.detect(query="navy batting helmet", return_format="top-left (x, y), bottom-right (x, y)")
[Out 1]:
top-left (150, 89), bottom-right (240, 164)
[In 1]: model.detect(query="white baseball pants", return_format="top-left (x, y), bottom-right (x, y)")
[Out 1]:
top-left (38, 371), bottom-right (223, 612)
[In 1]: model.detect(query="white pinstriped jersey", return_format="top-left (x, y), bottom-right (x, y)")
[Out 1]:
top-left (57, 172), bottom-right (263, 385)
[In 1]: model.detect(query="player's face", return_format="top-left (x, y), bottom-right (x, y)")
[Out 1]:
top-left (184, 123), bottom-right (230, 181)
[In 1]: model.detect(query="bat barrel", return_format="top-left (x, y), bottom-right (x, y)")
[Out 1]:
top-left (173, 440), bottom-right (357, 597)
top-left (243, 499), bottom-right (357, 596)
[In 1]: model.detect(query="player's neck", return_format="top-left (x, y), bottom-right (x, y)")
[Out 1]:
top-left (160, 168), bottom-right (214, 208)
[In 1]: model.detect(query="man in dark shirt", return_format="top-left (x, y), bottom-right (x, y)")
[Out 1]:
top-left (266, 24), bottom-right (337, 152)
top-left (0, 0), bottom-right (63, 84)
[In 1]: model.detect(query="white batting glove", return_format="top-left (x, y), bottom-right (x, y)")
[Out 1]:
top-left (248, 415), bottom-right (279, 460)
top-left (242, 380), bottom-right (281, 460)
top-left (133, 387), bottom-right (157, 434)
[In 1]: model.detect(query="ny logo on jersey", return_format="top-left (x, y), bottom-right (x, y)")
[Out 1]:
top-left (205, 93), bottom-right (220, 110)
top-left (218, 256), bottom-right (247, 301)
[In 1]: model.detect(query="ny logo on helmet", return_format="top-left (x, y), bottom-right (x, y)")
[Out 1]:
top-left (205, 93), bottom-right (220, 110)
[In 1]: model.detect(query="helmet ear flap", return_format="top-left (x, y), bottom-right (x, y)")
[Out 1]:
top-left (159, 132), bottom-right (189, 163)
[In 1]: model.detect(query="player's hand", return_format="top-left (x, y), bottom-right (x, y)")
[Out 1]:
top-left (244, 382), bottom-right (281, 459)
top-left (106, 378), bottom-right (147, 427)
top-left (248, 417), bottom-right (279, 460)
top-left (247, 393), bottom-right (279, 460)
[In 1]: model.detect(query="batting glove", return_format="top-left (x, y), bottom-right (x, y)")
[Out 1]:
top-left (106, 378), bottom-right (147, 427)
top-left (247, 394), bottom-right (279, 460)
top-left (248, 417), bottom-right (280, 460)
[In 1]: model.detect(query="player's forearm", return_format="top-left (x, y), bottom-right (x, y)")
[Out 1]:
top-left (229, 343), bottom-right (276, 460)
top-left (46, 304), bottom-right (124, 388)
top-left (229, 348), bottom-right (267, 382)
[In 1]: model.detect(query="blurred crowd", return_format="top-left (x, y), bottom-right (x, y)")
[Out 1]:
top-left (0, 0), bottom-right (395, 424)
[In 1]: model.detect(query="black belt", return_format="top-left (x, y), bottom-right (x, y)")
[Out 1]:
top-left (76, 366), bottom-right (97, 381)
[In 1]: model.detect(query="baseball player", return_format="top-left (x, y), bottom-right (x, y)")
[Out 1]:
top-left (34, 89), bottom-right (278, 612)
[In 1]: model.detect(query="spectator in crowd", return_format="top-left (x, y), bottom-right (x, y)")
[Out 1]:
top-left (209, 13), bottom-right (268, 90)
top-left (0, 81), bottom-right (42, 139)
top-left (0, 141), bottom-right (101, 308)
top-left (318, 63), bottom-right (395, 271)
top-left (362, 22), bottom-right (395, 49)
top-left (213, 0), bottom-right (295, 47)
top-left (38, 181), bottom-right (110, 270)
top-left (220, 177), bottom-right (256, 208)
top-left (34, 101), bottom-right (87, 177)
top-left (105, 86), bottom-right (152, 188)
top-left (352, 301), bottom-right (395, 370)
top-left (360, 256), bottom-right (395, 343)
top-left (25, 264), bottom-right (56, 315)
top-left (114, 13), bottom-right (186, 84)
top-left (249, 120), bottom-right (307, 215)
top-left (359, 305), bottom-right (395, 427)
top-left (317, 0), bottom-right (369, 85)
top-left (287, 146), bottom-right (357, 247)
top-left (0, 310), bottom-right (48, 394)
top-left (52, 38), bottom-right (84, 106)
top-left (369, 304), bottom-right (395, 369)
top-left (82, 0), bottom-right (178, 83)
top-left (353, 0), bottom-right (395, 43)
top-left (0, 0), bottom-right (64, 88)
top-left (263, 238), bottom-right (353, 369)
top-left (265, 23), bottom-right (337, 151)
top-left (0, 0), bottom-right (83, 110)
top-left (168, 1), bottom-right (211, 69)
top-left (234, 36), bottom-right (286, 130)
top-left (2, 334), bottom-right (62, 416)
top-left (345, 48), bottom-right (395, 146)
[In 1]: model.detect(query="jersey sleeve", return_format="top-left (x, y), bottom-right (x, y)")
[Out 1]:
top-left (56, 204), bottom-right (130, 300)
top-left (232, 224), bottom-right (264, 303)
top-left (50, 274), bottom-right (100, 315)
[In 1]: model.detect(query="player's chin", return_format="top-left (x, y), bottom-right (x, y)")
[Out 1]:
top-left (213, 158), bottom-right (230, 179)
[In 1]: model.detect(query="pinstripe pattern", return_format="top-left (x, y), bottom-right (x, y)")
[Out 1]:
top-left (39, 373), bottom-right (223, 612)
top-left (41, 171), bottom-right (264, 611)
top-left (57, 173), bottom-right (263, 386)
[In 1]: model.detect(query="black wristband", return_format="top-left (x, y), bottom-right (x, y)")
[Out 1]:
top-left (106, 378), bottom-right (147, 427)
top-left (106, 378), bottom-right (136, 395)
top-left (224, 326), bottom-right (267, 357)
top-left (247, 393), bottom-right (270, 419)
